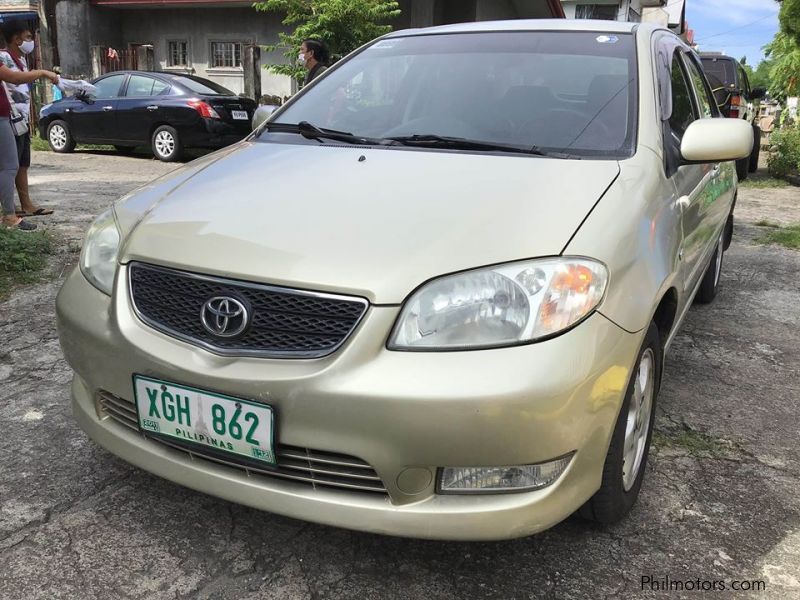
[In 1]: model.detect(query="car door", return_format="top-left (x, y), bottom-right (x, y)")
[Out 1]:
top-left (115, 74), bottom-right (171, 145)
top-left (662, 50), bottom-right (719, 295)
top-left (66, 73), bottom-right (127, 142)
top-left (682, 51), bottom-right (736, 270)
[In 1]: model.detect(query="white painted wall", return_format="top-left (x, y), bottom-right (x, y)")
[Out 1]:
top-left (109, 6), bottom-right (293, 98)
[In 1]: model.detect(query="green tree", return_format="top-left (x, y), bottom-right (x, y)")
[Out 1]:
top-left (779, 0), bottom-right (800, 44)
top-left (765, 31), bottom-right (800, 98)
top-left (751, 57), bottom-right (774, 90)
top-left (253, 0), bottom-right (401, 81)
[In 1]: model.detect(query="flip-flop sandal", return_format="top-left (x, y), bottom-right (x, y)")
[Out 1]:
top-left (5, 218), bottom-right (37, 231)
top-left (30, 208), bottom-right (54, 216)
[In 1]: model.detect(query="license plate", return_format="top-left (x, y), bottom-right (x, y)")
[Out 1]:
top-left (133, 375), bottom-right (275, 465)
top-left (231, 110), bottom-right (248, 120)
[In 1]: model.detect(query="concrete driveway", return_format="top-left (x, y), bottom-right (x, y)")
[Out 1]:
top-left (1, 150), bottom-right (799, 599)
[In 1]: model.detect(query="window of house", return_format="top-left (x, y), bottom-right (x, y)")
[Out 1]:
top-left (167, 40), bottom-right (188, 68)
top-left (576, 5), bottom-right (619, 20)
top-left (210, 42), bottom-right (242, 68)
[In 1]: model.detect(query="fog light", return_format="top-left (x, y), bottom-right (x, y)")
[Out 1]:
top-left (438, 454), bottom-right (573, 494)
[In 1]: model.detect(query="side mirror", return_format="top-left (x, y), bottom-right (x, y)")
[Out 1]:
top-left (750, 87), bottom-right (767, 100)
top-left (251, 104), bottom-right (277, 130)
top-left (681, 119), bottom-right (753, 163)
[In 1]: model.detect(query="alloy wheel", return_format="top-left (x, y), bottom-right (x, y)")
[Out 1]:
top-left (50, 125), bottom-right (67, 150)
top-left (714, 233), bottom-right (724, 288)
top-left (155, 131), bottom-right (175, 158)
top-left (622, 348), bottom-right (655, 491)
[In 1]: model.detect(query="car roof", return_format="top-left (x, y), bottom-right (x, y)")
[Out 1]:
top-left (385, 18), bottom-right (661, 38)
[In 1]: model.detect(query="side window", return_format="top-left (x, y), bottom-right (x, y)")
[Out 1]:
top-left (125, 75), bottom-right (157, 97)
top-left (93, 74), bottom-right (126, 99)
top-left (669, 56), bottom-right (696, 140)
top-left (152, 80), bottom-right (170, 96)
top-left (683, 55), bottom-right (715, 118)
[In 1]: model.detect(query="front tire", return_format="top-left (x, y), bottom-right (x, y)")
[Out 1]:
top-left (748, 125), bottom-right (761, 173)
top-left (47, 120), bottom-right (76, 153)
top-left (580, 322), bottom-right (661, 524)
top-left (696, 231), bottom-right (725, 304)
top-left (151, 125), bottom-right (182, 162)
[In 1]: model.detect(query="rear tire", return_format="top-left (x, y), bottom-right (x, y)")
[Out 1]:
top-left (580, 322), bottom-right (661, 524)
top-left (696, 231), bottom-right (725, 304)
top-left (47, 120), bottom-right (75, 153)
top-left (748, 125), bottom-right (761, 173)
top-left (151, 125), bottom-right (182, 162)
top-left (736, 156), bottom-right (748, 181)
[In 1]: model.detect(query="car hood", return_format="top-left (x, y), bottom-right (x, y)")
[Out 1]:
top-left (118, 141), bottom-right (619, 304)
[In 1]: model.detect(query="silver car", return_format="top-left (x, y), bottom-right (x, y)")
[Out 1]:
top-left (57, 20), bottom-right (752, 540)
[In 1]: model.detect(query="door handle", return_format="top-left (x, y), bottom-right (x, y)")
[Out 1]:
top-left (146, 105), bottom-right (158, 111)
top-left (102, 105), bottom-right (113, 112)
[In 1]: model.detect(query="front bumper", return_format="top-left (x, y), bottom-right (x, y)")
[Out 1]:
top-left (57, 265), bottom-right (642, 540)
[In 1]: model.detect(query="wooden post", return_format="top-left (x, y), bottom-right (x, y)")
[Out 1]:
top-left (90, 46), bottom-right (104, 78)
top-left (243, 44), bottom-right (261, 101)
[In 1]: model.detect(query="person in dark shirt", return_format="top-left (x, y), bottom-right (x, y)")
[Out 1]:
top-left (299, 39), bottom-right (329, 87)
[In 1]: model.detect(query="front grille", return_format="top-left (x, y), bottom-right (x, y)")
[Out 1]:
top-left (128, 262), bottom-right (368, 358)
top-left (98, 391), bottom-right (388, 495)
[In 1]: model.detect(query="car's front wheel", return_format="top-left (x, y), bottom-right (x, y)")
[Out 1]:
top-left (151, 125), bottom-right (182, 162)
top-left (736, 156), bottom-right (749, 181)
top-left (47, 120), bottom-right (76, 153)
top-left (580, 321), bottom-right (661, 524)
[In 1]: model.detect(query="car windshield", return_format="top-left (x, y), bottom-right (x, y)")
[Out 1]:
top-left (171, 75), bottom-right (235, 96)
top-left (270, 31), bottom-right (638, 158)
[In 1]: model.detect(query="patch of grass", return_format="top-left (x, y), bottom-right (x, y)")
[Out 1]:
top-left (0, 227), bottom-right (54, 299)
top-left (756, 223), bottom-right (800, 250)
top-left (652, 428), bottom-right (731, 457)
top-left (755, 219), bottom-right (781, 228)
top-left (30, 133), bottom-right (50, 152)
top-left (31, 133), bottom-right (116, 153)
top-left (740, 176), bottom-right (790, 189)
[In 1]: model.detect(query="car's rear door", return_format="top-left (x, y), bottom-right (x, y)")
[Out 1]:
top-left (67, 73), bottom-right (127, 142)
top-left (115, 74), bottom-right (172, 145)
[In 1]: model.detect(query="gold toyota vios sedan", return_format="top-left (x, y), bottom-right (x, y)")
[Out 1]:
top-left (56, 20), bottom-right (753, 540)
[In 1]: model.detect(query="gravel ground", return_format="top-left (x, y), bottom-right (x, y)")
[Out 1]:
top-left (1, 150), bottom-right (799, 600)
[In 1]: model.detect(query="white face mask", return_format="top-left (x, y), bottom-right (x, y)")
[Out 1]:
top-left (20, 40), bottom-right (34, 54)
top-left (298, 52), bottom-right (306, 65)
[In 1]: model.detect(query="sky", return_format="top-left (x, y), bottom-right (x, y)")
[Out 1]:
top-left (686, 0), bottom-right (780, 66)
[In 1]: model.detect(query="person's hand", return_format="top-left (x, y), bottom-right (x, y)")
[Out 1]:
top-left (41, 70), bottom-right (59, 85)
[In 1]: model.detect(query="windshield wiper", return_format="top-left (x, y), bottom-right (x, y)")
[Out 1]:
top-left (385, 134), bottom-right (575, 158)
top-left (264, 121), bottom-right (389, 146)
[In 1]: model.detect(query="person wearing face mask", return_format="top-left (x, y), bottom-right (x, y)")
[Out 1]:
top-left (299, 39), bottom-right (329, 87)
top-left (1, 23), bottom-right (54, 219)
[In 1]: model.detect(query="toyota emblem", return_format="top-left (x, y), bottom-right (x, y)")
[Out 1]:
top-left (201, 296), bottom-right (250, 338)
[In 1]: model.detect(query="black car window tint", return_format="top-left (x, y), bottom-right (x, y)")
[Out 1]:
top-left (683, 55), bottom-right (714, 118)
top-left (126, 75), bottom-right (156, 97)
top-left (669, 56), bottom-right (696, 140)
top-left (94, 74), bottom-right (127, 99)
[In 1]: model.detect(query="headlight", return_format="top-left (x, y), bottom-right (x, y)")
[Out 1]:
top-left (80, 208), bottom-right (120, 295)
top-left (388, 257), bottom-right (608, 350)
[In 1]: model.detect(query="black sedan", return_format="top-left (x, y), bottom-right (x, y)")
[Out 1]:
top-left (40, 71), bottom-right (257, 161)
